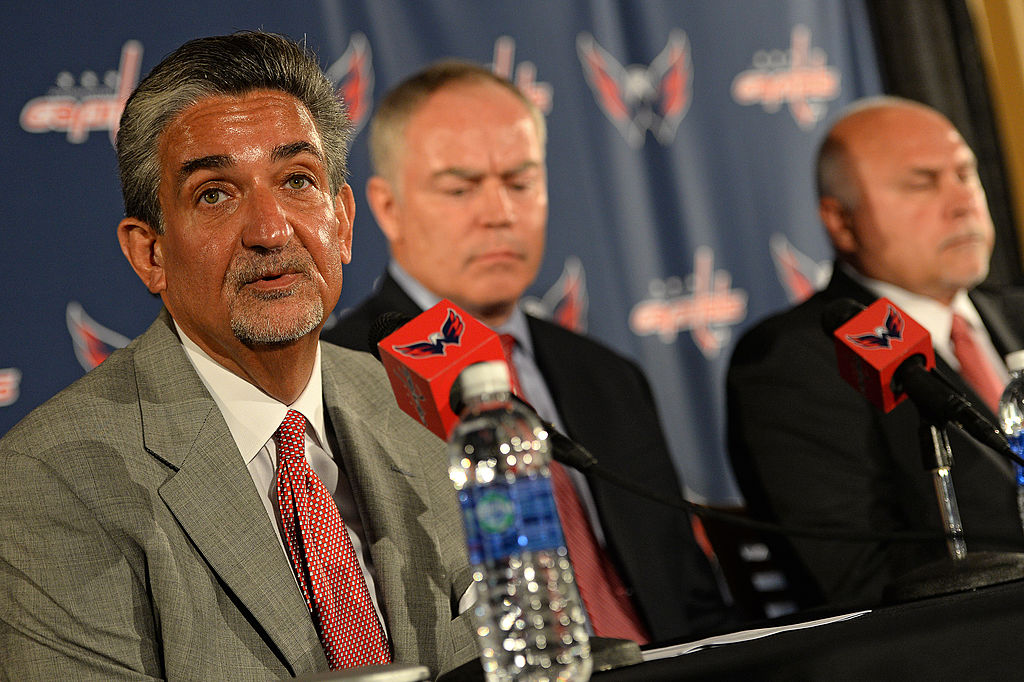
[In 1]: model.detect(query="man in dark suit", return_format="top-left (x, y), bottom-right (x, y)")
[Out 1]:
top-left (322, 60), bottom-right (730, 643)
top-left (0, 33), bottom-right (476, 679)
top-left (727, 97), bottom-right (1024, 610)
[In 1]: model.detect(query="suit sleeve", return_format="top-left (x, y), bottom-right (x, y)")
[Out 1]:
top-left (726, 318), bottom-right (933, 608)
top-left (0, 447), bottom-right (161, 681)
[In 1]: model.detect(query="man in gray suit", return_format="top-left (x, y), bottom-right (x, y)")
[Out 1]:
top-left (0, 32), bottom-right (476, 679)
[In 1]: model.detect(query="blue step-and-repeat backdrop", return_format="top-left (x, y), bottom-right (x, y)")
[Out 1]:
top-left (1, 1), bottom-right (882, 504)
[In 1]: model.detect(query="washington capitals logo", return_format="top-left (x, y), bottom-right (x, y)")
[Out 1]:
top-left (325, 33), bottom-right (374, 135)
top-left (66, 301), bottom-right (129, 371)
top-left (0, 368), bottom-right (21, 407)
top-left (731, 25), bottom-right (840, 129)
top-left (398, 366), bottom-right (428, 425)
top-left (769, 233), bottom-right (832, 304)
top-left (20, 40), bottom-right (143, 145)
top-left (392, 309), bottom-right (465, 358)
top-left (491, 36), bottom-right (552, 114)
top-left (577, 29), bottom-right (692, 148)
top-left (629, 246), bottom-right (747, 358)
top-left (522, 257), bottom-right (589, 333)
top-left (846, 306), bottom-right (904, 349)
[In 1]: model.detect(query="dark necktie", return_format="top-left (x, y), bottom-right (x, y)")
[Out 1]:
top-left (275, 409), bottom-right (391, 668)
top-left (498, 334), bottom-right (650, 644)
top-left (950, 313), bottom-right (1005, 413)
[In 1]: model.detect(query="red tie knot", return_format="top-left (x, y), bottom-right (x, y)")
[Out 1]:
top-left (276, 409), bottom-right (307, 462)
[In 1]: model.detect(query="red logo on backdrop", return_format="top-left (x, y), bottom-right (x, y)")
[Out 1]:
top-left (769, 233), bottom-right (831, 304)
top-left (629, 247), bottom-right (747, 358)
top-left (522, 257), bottom-right (589, 334)
top-left (325, 33), bottom-right (374, 135)
top-left (20, 41), bottom-right (143, 144)
top-left (491, 36), bottom-right (553, 114)
top-left (66, 302), bottom-right (129, 371)
top-left (577, 29), bottom-right (692, 148)
top-left (0, 368), bottom-right (21, 407)
top-left (731, 25), bottom-right (840, 129)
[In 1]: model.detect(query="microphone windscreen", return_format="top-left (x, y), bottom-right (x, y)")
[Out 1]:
top-left (376, 300), bottom-right (505, 439)
top-left (368, 312), bottom-right (414, 360)
top-left (830, 297), bottom-right (935, 413)
top-left (821, 298), bottom-right (866, 336)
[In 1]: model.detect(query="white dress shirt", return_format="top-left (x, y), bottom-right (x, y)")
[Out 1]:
top-left (844, 264), bottom-right (1009, 385)
top-left (173, 322), bottom-right (387, 635)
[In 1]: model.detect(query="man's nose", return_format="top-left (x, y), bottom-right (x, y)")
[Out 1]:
top-left (241, 186), bottom-right (293, 249)
top-left (480, 180), bottom-right (515, 227)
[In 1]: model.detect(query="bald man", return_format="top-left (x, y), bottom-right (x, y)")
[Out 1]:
top-left (727, 97), bottom-right (1024, 610)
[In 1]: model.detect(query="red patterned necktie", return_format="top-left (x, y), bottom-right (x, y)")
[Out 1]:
top-left (499, 334), bottom-right (650, 644)
top-left (275, 409), bottom-right (390, 668)
top-left (950, 314), bottom-right (1005, 413)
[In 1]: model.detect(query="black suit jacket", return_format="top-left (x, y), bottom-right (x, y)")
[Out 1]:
top-left (727, 268), bottom-right (1024, 610)
top-left (324, 273), bottom-right (731, 642)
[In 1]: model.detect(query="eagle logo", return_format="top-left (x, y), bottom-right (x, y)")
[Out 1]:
top-left (577, 29), bottom-right (692, 148)
top-left (325, 32), bottom-right (374, 135)
top-left (845, 305), bottom-right (904, 350)
top-left (66, 301), bottom-right (130, 371)
top-left (392, 308), bottom-right (465, 358)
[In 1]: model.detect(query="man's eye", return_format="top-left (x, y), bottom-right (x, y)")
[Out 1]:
top-left (287, 176), bottom-right (311, 190)
top-left (200, 188), bottom-right (225, 205)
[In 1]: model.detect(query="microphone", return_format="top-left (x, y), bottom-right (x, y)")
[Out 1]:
top-left (366, 303), bottom-right (1024, 551)
top-left (823, 297), bottom-right (1019, 465)
top-left (368, 303), bottom-right (597, 473)
top-left (371, 300), bottom-right (507, 440)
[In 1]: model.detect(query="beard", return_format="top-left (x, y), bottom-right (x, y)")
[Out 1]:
top-left (226, 248), bottom-right (326, 346)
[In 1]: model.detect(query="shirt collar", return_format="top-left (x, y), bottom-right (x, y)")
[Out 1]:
top-left (388, 260), bottom-right (535, 357)
top-left (842, 263), bottom-right (985, 356)
top-left (174, 321), bottom-right (327, 464)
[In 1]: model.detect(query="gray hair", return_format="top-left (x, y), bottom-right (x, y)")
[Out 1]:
top-left (116, 31), bottom-right (353, 232)
top-left (369, 59), bottom-right (546, 187)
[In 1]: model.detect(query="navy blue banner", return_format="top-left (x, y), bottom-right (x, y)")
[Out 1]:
top-left (1, 1), bottom-right (881, 503)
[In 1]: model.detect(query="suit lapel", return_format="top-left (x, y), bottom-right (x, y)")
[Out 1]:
top-left (133, 312), bottom-right (325, 675)
top-left (320, 348), bottom-right (465, 668)
top-left (972, 288), bottom-right (1024, 359)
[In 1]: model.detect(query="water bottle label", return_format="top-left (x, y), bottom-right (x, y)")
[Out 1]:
top-left (1008, 431), bottom-right (1024, 486)
top-left (459, 475), bottom-right (565, 563)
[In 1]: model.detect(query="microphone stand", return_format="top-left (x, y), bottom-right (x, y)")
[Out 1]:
top-left (924, 424), bottom-right (967, 561)
top-left (883, 417), bottom-right (1024, 603)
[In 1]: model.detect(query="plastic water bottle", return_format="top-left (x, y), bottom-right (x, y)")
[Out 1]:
top-left (997, 349), bottom-right (1024, 533)
top-left (448, 360), bottom-right (592, 681)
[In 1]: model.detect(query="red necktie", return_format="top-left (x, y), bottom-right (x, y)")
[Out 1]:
top-left (950, 314), bottom-right (1005, 413)
top-left (275, 409), bottom-right (390, 669)
top-left (499, 334), bottom-right (650, 644)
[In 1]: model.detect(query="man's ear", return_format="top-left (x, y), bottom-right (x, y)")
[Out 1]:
top-left (117, 217), bottom-right (166, 294)
top-left (820, 196), bottom-right (857, 256)
top-left (334, 183), bottom-right (356, 264)
top-left (365, 175), bottom-right (402, 244)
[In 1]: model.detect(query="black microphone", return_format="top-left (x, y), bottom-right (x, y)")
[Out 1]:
top-left (823, 298), bottom-right (1022, 467)
top-left (364, 312), bottom-right (1016, 548)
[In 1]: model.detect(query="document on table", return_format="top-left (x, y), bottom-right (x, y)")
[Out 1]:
top-left (641, 610), bottom-right (872, 661)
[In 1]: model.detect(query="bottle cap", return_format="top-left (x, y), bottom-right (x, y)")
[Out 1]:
top-left (450, 361), bottom-right (512, 413)
top-left (1007, 350), bottom-right (1024, 373)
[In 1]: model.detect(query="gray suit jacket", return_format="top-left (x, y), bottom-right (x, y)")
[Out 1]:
top-left (0, 310), bottom-right (477, 680)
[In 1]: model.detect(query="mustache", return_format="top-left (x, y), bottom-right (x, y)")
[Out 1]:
top-left (227, 247), bottom-right (315, 288)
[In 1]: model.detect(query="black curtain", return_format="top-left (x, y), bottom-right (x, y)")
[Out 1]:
top-left (866, 0), bottom-right (1021, 287)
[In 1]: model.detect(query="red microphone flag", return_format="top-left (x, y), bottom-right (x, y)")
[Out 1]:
top-left (833, 297), bottom-right (935, 413)
top-left (377, 299), bottom-right (506, 439)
